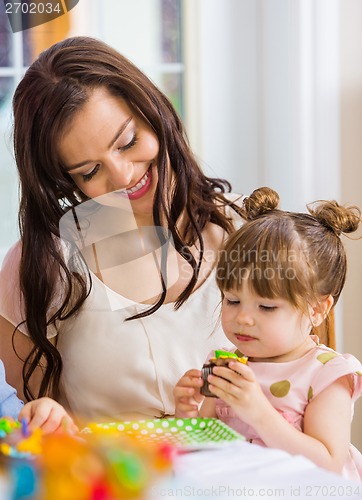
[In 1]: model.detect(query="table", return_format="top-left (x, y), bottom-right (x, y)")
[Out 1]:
top-left (149, 441), bottom-right (361, 500)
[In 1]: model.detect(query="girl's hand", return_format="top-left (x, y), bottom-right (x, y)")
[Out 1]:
top-left (207, 361), bottom-right (271, 426)
top-left (18, 397), bottom-right (79, 435)
top-left (173, 369), bottom-right (205, 418)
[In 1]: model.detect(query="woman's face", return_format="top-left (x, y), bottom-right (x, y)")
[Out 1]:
top-left (58, 87), bottom-right (159, 219)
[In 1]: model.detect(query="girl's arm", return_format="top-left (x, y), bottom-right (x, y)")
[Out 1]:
top-left (0, 315), bottom-right (43, 401)
top-left (257, 377), bottom-right (351, 472)
top-left (208, 362), bottom-right (352, 473)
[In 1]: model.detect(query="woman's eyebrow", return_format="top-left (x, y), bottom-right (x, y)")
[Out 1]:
top-left (66, 159), bottom-right (93, 172)
top-left (107, 116), bottom-right (132, 148)
top-left (65, 117), bottom-right (133, 172)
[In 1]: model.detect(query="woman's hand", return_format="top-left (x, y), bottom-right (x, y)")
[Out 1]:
top-left (18, 397), bottom-right (79, 435)
top-left (207, 361), bottom-right (271, 426)
top-left (173, 369), bottom-right (205, 418)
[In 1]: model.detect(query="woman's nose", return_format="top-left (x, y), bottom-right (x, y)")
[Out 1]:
top-left (106, 158), bottom-right (134, 190)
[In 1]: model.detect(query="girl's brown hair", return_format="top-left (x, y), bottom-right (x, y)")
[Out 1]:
top-left (216, 187), bottom-right (361, 313)
top-left (12, 36), bottom-right (241, 400)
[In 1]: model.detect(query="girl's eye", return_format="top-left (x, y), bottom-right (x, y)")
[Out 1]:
top-left (259, 305), bottom-right (277, 312)
top-left (225, 298), bottom-right (240, 306)
top-left (82, 164), bottom-right (100, 182)
top-left (118, 133), bottom-right (137, 152)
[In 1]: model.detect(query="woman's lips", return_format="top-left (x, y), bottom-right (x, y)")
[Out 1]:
top-left (114, 165), bottom-right (153, 200)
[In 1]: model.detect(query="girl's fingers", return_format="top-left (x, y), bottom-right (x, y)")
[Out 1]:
top-left (174, 374), bottom-right (204, 402)
top-left (176, 375), bottom-right (203, 390)
top-left (207, 373), bottom-right (244, 398)
top-left (228, 362), bottom-right (255, 381)
top-left (176, 402), bottom-right (199, 412)
top-left (212, 363), bottom-right (255, 385)
top-left (175, 370), bottom-right (202, 386)
top-left (175, 390), bottom-right (204, 407)
top-left (174, 386), bottom-right (196, 398)
top-left (208, 381), bottom-right (242, 405)
top-left (175, 402), bottom-right (200, 418)
top-left (183, 369), bottom-right (202, 378)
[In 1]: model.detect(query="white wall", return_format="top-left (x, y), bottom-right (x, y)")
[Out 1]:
top-left (183, 0), bottom-right (340, 210)
top-left (183, 0), bottom-right (259, 196)
top-left (340, 0), bottom-right (362, 452)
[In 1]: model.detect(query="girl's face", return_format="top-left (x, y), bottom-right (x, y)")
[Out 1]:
top-left (221, 281), bottom-right (316, 363)
top-left (58, 87), bottom-right (160, 220)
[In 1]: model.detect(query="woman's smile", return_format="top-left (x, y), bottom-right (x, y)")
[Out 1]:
top-left (114, 164), bottom-right (153, 200)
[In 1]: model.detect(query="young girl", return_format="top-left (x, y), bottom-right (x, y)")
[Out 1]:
top-left (174, 187), bottom-right (362, 481)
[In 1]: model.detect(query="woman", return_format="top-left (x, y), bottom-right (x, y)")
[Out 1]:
top-left (0, 36), bottom-right (243, 422)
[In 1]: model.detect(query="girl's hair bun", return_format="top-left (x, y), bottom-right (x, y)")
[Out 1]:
top-left (243, 187), bottom-right (280, 220)
top-left (307, 200), bottom-right (361, 235)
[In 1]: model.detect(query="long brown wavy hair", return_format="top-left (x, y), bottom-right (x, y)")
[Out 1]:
top-left (12, 36), bottom-right (241, 400)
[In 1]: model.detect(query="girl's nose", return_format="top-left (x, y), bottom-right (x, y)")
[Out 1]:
top-left (236, 310), bottom-right (255, 326)
top-left (106, 158), bottom-right (134, 190)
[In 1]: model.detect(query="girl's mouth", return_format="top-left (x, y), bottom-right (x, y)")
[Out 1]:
top-left (235, 334), bottom-right (256, 342)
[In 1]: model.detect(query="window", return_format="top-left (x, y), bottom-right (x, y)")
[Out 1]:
top-left (0, 2), bottom-right (31, 262)
top-left (99, 0), bottom-right (183, 116)
top-left (0, 2), bottom-right (71, 262)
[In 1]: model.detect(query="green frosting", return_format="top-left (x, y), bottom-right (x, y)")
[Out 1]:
top-left (215, 350), bottom-right (239, 359)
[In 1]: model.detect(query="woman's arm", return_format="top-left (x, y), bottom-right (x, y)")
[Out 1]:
top-left (0, 359), bottom-right (24, 418)
top-left (208, 362), bottom-right (352, 473)
top-left (0, 315), bottom-right (44, 401)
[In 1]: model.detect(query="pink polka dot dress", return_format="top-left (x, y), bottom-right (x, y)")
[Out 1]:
top-left (213, 338), bottom-right (362, 481)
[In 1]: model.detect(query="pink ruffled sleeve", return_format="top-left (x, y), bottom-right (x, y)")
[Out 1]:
top-left (0, 242), bottom-right (57, 338)
top-left (310, 350), bottom-right (362, 403)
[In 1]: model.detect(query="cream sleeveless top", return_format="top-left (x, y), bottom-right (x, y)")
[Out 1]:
top-left (0, 195), bottom-right (244, 422)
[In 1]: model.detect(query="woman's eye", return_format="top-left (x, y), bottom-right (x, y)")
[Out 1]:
top-left (259, 305), bottom-right (277, 312)
top-left (82, 164), bottom-right (100, 182)
top-left (118, 133), bottom-right (137, 152)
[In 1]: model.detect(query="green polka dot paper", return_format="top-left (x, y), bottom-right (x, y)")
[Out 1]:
top-left (84, 418), bottom-right (244, 449)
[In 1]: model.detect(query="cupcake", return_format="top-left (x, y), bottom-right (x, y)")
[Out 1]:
top-left (200, 350), bottom-right (248, 397)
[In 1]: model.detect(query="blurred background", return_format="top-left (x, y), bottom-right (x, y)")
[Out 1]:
top-left (0, 0), bottom-right (361, 446)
